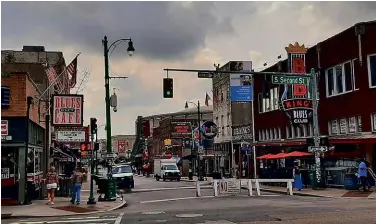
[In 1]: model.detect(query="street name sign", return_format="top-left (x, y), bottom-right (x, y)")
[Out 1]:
top-left (272, 75), bottom-right (309, 85)
top-left (308, 146), bottom-right (328, 153)
top-left (218, 179), bottom-right (241, 195)
top-left (198, 72), bottom-right (214, 79)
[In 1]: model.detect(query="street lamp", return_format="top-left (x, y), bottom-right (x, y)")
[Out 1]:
top-left (185, 101), bottom-right (204, 181)
top-left (103, 36), bottom-right (135, 201)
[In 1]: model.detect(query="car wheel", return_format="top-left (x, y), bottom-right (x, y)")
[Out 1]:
top-left (156, 176), bottom-right (160, 181)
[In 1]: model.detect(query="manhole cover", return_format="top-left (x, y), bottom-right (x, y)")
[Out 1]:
top-left (142, 211), bottom-right (165, 215)
top-left (176, 214), bottom-right (204, 218)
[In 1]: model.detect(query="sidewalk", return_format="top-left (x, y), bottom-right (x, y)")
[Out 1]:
top-left (2, 175), bottom-right (127, 218)
top-left (236, 179), bottom-right (376, 199)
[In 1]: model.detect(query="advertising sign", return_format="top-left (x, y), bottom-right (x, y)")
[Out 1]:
top-left (1, 168), bottom-right (10, 179)
top-left (200, 121), bottom-right (218, 139)
top-left (1, 120), bottom-right (8, 135)
top-left (52, 94), bottom-right (84, 126)
top-left (118, 140), bottom-right (126, 156)
top-left (281, 43), bottom-right (313, 125)
top-left (56, 130), bottom-right (86, 142)
top-left (170, 121), bottom-right (192, 138)
top-left (232, 124), bottom-right (252, 143)
top-left (218, 179), bottom-right (241, 195)
top-left (229, 61), bottom-right (253, 102)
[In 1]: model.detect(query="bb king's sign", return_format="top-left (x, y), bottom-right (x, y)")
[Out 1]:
top-left (52, 94), bottom-right (84, 126)
top-left (281, 43), bottom-right (313, 125)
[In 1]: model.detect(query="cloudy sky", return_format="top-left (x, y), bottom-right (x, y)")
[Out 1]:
top-left (2, 1), bottom-right (375, 138)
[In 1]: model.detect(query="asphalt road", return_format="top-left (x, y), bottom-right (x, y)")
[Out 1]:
top-left (5, 176), bottom-right (376, 224)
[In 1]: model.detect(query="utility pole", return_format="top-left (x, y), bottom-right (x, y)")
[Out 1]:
top-left (197, 101), bottom-right (204, 181)
top-left (87, 124), bottom-right (96, 205)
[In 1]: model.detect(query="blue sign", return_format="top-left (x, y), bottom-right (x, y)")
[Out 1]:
top-left (230, 85), bottom-right (253, 102)
top-left (1, 86), bottom-right (10, 108)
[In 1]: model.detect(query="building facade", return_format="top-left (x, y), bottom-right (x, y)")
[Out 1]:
top-left (253, 21), bottom-right (376, 185)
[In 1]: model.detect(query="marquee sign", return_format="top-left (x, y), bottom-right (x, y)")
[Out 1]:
top-left (281, 42), bottom-right (313, 125)
top-left (56, 130), bottom-right (86, 142)
top-left (170, 121), bottom-right (192, 138)
top-left (52, 94), bottom-right (84, 126)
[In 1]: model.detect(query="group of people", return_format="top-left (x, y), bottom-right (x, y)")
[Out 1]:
top-left (43, 166), bottom-right (84, 205)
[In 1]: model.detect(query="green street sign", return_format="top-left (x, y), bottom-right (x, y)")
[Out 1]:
top-left (272, 75), bottom-right (309, 85)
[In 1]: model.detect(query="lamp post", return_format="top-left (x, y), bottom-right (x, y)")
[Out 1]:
top-left (103, 36), bottom-right (135, 201)
top-left (185, 101), bottom-right (204, 181)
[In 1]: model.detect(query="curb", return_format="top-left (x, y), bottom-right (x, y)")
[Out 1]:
top-left (1, 200), bottom-right (128, 219)
top-left (240, 186), bottom-right (327, 198)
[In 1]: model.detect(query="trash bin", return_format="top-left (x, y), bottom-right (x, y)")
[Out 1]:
top-left (344, 173), bottom-right (358, 190)
top-left (309, 170), bottom-right (317, 190)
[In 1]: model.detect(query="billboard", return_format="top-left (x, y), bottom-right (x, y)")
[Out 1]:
top-left (52, 94), bottom-right (84, 126)
top-left (229, 61), bottom-right (253, 102)
top-left (118, 140), bottom-right (126, 156)
top-left (170, 121), bottom-right (192, 138)
top-left (56, 130), bottom-right (86, 142)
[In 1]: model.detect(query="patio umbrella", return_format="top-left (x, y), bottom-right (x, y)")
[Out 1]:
top-left (257, 153), bottom-right (272, 159)
top-left (267, 152), bottom-right (287, 159)
top-left (285, 151), bottom-right (312, 158)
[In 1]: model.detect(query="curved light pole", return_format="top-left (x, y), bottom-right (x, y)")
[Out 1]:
top-left (185, 101), bottom-right (204, 181)
top-left (103, 36), bottom-right (135, 201)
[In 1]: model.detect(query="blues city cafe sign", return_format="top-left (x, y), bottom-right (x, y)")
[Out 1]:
top-left (200, 121), bottom-right (218, 139)
top-left (282, 99), bottom-right (313, 125)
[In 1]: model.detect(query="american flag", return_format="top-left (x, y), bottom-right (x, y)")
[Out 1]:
top-left (67, 56), bottom-right (78, 88)
top-left (44, 66), bottom-right (63, 93)
top-left (205, 92), bottom-right (212, 106)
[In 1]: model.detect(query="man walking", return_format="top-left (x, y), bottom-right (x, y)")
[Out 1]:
top-left (358, 158), bottom-right (368, 192)
top-left (71, 167), bottom-right (83, 205)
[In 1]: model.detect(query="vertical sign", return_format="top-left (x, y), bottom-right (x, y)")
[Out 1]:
top-left (118, 140), bottom-right (126, 156)
top-left (281, 42), bottom-right (313, 125)
top-left (1, 120), bottom-right (8, 135)
top-left (52, 94), bottom-right (84, 126)
top-left (229, 61), bottom-right (253, 102)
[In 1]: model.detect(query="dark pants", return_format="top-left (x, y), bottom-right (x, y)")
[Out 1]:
top-left (360, 176), bottom-right (367, 191)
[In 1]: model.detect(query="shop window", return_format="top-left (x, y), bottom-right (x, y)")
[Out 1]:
top-left (368, 54), bottom-right (376, 88)
top-left (325, 59), bottom-right (357, 97)
top-left (1, 147), bottom-right (18, 179)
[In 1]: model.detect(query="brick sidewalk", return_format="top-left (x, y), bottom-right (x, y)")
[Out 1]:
top-left (1, 173), bottom-right (126, 218)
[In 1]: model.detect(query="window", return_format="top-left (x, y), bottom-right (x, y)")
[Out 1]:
top-left (278, 127), bottom-right (281, 139)
top-left (296, 126), bottom-right (302, 138)
top-left (326, 60), bottom-right (356, 97)
top-left (286, 126), bottom-right (291, 139)
top-left (258, 93), bottom-right (263, 113)
top-left (273, 128), bottom-right (278, 139)
top-left (371, 113), bottom-right (376, 132)
top-left (269, 129), bottom-right (274, 140)
top-left (258, 130), bottom-right (262, 141)
top-left (291, 126), bottom-right (295, 138)
top-left (266, 129), bottom-right (270, 140)
top-left (302, 124), bottom-right (308, 137)
top-left (308, 123), bottom-right (313, 136)
top-left (262, 130), bottom-right (266, 140)
top-left (368, 54), bottom-right (376, 87)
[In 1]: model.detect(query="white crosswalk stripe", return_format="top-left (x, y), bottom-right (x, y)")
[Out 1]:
top-left (10, 213), bottom-right (124, 224)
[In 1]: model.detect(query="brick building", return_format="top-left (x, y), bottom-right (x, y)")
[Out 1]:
top-left (1, 72), bottom-right (47, 203)
top-left (253, 21), bottom-right (376, 186)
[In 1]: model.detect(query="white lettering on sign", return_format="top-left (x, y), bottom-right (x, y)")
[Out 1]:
top-left (52, 95), bottom-right (83, 126)
top-left (292, 110), bottom-right (309, 124)
top-left (2, 168), bottom-right (10, 179)
top-left (218, 179), bottom-right (241, 195)
top-left (56, 131), bottom-right (85, 142)
top-left (1, 120), bottom-right (8, 136)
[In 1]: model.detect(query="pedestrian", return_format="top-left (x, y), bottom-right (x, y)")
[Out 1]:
top-left (45, 166), bottom-right (58, 205)
top-left (71, 167), bottom-right (83, 205)
top-left (358, 158), bottom-right (368, 192)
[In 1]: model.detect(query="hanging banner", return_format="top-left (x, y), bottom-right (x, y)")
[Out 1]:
top-left (52, 94), bottom-right (84, 126)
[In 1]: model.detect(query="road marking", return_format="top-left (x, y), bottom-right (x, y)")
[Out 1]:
top-left (13, 218), bottom-right (117, 224)
top-left (155, 220), bottom-right (167, 223)
top-left (114, 212), bottom-right (124, 224)
top-left (142, 211), bottom-right (166, 215)
top-left (139, 196), bottom-right (215, 204)
top-left (176, 214), bottom-right (203, 218)
top-left (196, 221), bottom-right (236, 224)
top-left (133, 185), bottom-right (212, 192)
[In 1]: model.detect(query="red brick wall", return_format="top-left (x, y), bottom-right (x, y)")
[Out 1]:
top-left (2, 73), bottom-right (46, 128)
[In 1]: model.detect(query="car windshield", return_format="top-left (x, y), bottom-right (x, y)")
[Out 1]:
top-left (164, 165), bottom-right (178, 170)
top-left (112, 165), bottom-right (132, 174)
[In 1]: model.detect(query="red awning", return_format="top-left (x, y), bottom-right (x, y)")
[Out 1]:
top-left (267, 153), bottom-right (287, 159)
top-left (285, 151), bottom-right (312, 158)
top-left (257, 153), bottom-right (273, 159)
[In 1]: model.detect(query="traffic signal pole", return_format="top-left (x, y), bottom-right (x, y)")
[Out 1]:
top-left (87, 125), bottom-right (96, 205)
top-left (163, 68), bottom-right (321, 185)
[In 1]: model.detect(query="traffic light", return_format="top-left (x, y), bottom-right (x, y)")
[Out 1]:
top-left (94, 142), bottom-right (99, 151)
top-left (163, 78), bottom-right (173, 98)
top-left (90, 118), bottom-right (97, 135)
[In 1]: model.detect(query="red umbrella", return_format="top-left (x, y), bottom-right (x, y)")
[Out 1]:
top-left (267, 152), bottom-right (287, 159)
top-left (285, 151), bottom-right (312, 158)
top-left (257, 153), bottom-right (272, 159)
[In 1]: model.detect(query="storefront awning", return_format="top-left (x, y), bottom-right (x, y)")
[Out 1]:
top-left (52, 147), bottom-right (75, 162)
top-left (329, 134), bottom-right (376, 144)
top-left (254, 140), bottom-right (306, 147)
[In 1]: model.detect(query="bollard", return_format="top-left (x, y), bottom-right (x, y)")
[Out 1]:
top-left (255, 179), bottom-right (261, 196)
top-left (213, 180), bottom-right (219, 197)
top-left (196, 181), bottom-right (201, 197)
top-left (248, 179), bottom-right (253, 196)
top-left (287, 180), bottom-right (293, 195)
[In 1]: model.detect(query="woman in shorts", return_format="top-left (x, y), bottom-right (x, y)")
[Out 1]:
top-left (45, 166), bottom-right (59, 205)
